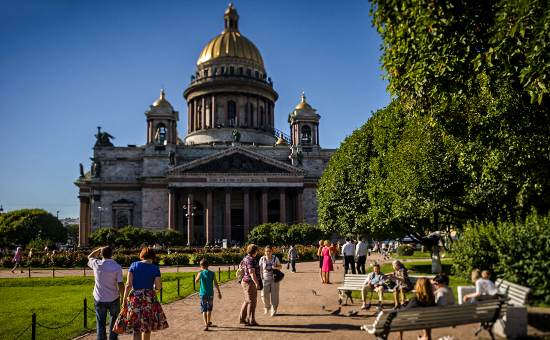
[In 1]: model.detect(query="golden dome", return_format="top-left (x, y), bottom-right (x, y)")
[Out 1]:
top-left (295, 92), bottom-right (312, 110)
top-left (197, 5), bottom-right (264, 67)
top-left (153, 89), bottom-right (172, 107)
top-left (275, 132), bottom-right (288, 146)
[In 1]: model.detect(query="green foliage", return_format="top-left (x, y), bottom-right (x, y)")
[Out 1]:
top-left (26, 238), bottom-right (54, 251)
top-left (89, 227), bottom-right (119, 246)
top-left (155, 230), bottom-right (184, 246)
top-left (452, 211), bottom-right (550, 304)
top-left (67, 224), bottom-right (79, 244)
top-left (370, 0), bottom-right (550, 105)
top-left (396, 245), bottom-right (415, 256)
top-left (89, 226), bottom-right (166, 248)
top-left (0, 209), bottom-right (66, 248)
top-left (246, 223), bottom-right (329, 247)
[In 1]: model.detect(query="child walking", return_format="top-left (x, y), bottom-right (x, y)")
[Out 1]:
top-left (194, 258), bottom-right (222, 331)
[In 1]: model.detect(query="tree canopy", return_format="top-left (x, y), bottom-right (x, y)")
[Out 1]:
top-left (0, 209), bottom-right (66, 247)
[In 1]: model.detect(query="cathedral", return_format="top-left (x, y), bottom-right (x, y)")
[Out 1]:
top-left (75, 4), bottom-right (335, 246)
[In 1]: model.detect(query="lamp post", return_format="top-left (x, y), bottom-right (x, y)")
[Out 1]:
top-left (0, 205), bottom-right (3, 216)
top-left (56, 211), bottom-right (59, 219)
top-left (98, 207), bottom-right (102, 229)
top-left (184, 202), bottom-right (196, 247)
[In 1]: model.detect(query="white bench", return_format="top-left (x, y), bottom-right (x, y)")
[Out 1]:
top-left (337, 274), bottom-right (432, 305)
top-left (458, 278), bottom-right (530, 338)
top-left (361, 297), bottom-right (509, 340)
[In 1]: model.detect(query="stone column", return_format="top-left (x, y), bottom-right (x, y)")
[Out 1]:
top-left (187, 188), bottom-right (195, 246)
top-left (247, 94), bottom-right (251, 126)
top-left (224, 93), bottom-right (228, 126)
top-left (187, 102), bottom-right (191, 134)
top-left (279, 187), bottom-right (286, 224)
top-left (256, 96), bottom-right (260, 128)
top-left (85, 199), bottom-right (91, 244)
top-left (168, 188), bottom-right (177, 230)
top-left (261, 187), bottom-right (268, 224)
top-left (243, 187), bottom-right (250, 241)
top-left (78, 196), bottom-right (89, 245)
top-left (206, 187), bottom-right (213, 246)
top-left (297, 187), bottom-right (304, 223)
top-left (235, 93), bottom-right (240, 126)
top-left (316, 123), bottom-right (320, 145)
top-left (211, 94), bottom-right (216, 127)
top-left (201, 96), bottom-right (206, 130)
top-left (225, 187), bottom-right (232, 241)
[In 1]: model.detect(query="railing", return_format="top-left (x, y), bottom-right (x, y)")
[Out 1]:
top-left (268, 125), bottom-right (292, 144)
top-left (189, 74), bottom-right (274, 88)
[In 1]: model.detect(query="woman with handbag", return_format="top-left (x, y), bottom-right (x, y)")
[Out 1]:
top-left (259, 245), bottom-right (282, 316)
top-left (117, 247), bottom-right (169, 339)
top-left (239, 244), bottom-right (261, 326)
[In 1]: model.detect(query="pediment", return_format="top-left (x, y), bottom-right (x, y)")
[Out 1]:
top-left (165, 146), bottom-right (306, 175)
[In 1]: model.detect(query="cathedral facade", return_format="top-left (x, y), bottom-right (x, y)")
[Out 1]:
top-left (75, 5), bottom-right (335, 246)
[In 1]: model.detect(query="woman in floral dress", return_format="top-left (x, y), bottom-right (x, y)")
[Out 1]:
top-left (119, 247), bottom-right (168, 339)
top-left (387, 260), bottom-right (412, 309)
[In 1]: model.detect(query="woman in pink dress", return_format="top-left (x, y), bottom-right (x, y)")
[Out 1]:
top-left (321, 240), bottom-right (334, 284)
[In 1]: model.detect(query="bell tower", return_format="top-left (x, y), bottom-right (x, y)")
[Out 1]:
top-left (288, 92), bottom-right (321, 148)
top-left (145, 89), bottom-right (179, 145)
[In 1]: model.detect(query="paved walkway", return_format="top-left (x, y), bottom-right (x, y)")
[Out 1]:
top-left (71, 253), bottom-right (539, 340)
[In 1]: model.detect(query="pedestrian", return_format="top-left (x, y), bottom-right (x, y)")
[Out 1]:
top-left (342, 237), bottom-right (356, 274)
top-left (281, 245), bottom-right (286, 253)
top-left (119, 247), bottom-right (169, 339)
top-left (317, 240), bottom-right (324, 283)
top-left (329, 242), bottom-right (338, 264)
top-left (355, 236), bottom-right (368, 274)
top-left (259, 245), bottom-right (282, 316)
top-left (88, 246), bottom-right (124, 340)
top-left (381, 242), bottom-right (387, 255)
top-left (11, 247), bottom-right (23, 273)
top-left (321, 240), bottom-right (334, 284)
top-left (194, 258), bottom-right (221, 331)
top-left (288, 244), bottom-right (298, 272)
top-left (239, 244), bottom-right (261, 326)
top-left (28, 248), bottom-right (34, 258)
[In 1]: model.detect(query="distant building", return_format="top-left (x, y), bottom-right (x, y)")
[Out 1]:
top-left (61, 218), bottom-right (80, 226)
top-left (75, 4), bottom-right (335, 246)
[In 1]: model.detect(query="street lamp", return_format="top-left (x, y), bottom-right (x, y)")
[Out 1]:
top-left (98, 207), bottom-right (102, 229)
top-left (57, 211), bottom-right (59, 219)
top-left (0, 205), bottom-right (3, 216)
top-left (184, 202), bottom-right (196, 247)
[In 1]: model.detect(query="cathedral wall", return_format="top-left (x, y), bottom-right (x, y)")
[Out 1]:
top-left (141, 188), bottom-right (169, 231)
top-left (302, 158), bottom-right (327, 178)
top-left (101, 160), bottom-right (143, 181)
top-left (91, 190), bottom-right (143, 231)
top-left (142, 157), bottom-right (171, 177)
top-left (94, 147), bottom-right (144, 158)
top-left (303, 187), bottom-right (319, 226)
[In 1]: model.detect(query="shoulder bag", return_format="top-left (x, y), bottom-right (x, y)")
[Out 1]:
top-left (236, 260), bottom-right (245, 280)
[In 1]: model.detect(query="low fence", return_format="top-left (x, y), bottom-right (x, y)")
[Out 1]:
top-left (10, 267), bottom-right (235, 340)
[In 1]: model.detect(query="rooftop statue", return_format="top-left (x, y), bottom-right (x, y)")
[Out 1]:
top-left (232, 129), bottom-right (241, 142)
top-left (94, 126), bottom-right (115, 147)
top-left (79, 163), bottom-right (85, 178)
top-left (168, 150), bottom-right (175, 165)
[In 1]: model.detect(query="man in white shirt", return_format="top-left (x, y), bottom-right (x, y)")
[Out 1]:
top-left (355, 236), bottom-right (368, 274)
top-left (361, 264), bottom-right (386, 314)
top-left (342, 237), bottom-right (356, 274)
top-left (88, 246), bottom-right (124, 340)
top-left (432, 273), bottom-right (455, 306)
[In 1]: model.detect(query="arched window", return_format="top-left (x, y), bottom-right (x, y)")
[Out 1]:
top-left (267, 199), bottom-right (280, 223)
top-left (155, 123), bottom-right (167, 144)
top-left (228, 100), bottom-right (236, 126)
top-left (301, 125), bottom-right (312, 144)
top-left (117, 211), bottom-right (129, 229)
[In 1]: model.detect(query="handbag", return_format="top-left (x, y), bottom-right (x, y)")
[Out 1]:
top-left (258, 278), bottom-right (263, 291)
top-left (273, 269), bottom-right (285, 282)
top-left (112, 306), bottom-right (128, 334)
top-left (236, 261), bottom-right (245, 280)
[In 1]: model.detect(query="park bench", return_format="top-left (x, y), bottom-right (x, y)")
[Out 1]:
top-left (360, 297), bottom-right (509, 340)
top-left (337, 274), bottom-right (433, 305)
top-left (458, 278), bottom-right (530, 338)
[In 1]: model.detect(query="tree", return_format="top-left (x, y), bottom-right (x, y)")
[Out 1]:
top-left (67, 224), bottom-right (79, 244)
top-left (154, 230), bottom-right (183, 247)
top-left (370, 0), bottom-right (550, 105)
top-left (0, 209), bottom-right (66, 248)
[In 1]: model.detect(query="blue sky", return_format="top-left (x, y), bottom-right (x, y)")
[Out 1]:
top-left (0, 0), bottom-right (391, 219)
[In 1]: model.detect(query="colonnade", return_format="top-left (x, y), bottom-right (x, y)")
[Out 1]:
top-left (168, 186), bottom-right (304, 246)
top-left (187, 93), bottom-right (275, 133)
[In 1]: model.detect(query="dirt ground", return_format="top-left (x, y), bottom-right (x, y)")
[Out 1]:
top-left (3, 254), bottom-right (548, 339)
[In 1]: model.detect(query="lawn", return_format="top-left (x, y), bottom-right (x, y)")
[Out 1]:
top-left (0, 270), bottom-right (236, 340)
top-left (348, 260), bottom-right (469, 304)
top-left (389, 251), bottom-right (451, 260)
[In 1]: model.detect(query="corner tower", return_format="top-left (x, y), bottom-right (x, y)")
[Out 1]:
top-left (183, 4), bottom-right (279, 146)
top-left (145, 89), bottom-right (179, 145)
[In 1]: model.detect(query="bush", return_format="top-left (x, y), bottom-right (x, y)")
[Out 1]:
top-left (246, 223), bottom-right (329, 247)
top-left (452, 211), bottom-right (550, 305)
top-left (162, 253), bottom-right (190, 266)
top-left (155, 230), bottom-right (184, 247)
top-left (396, 245), bottom-right (415, 256)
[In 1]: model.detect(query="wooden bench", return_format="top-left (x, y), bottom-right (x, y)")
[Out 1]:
top-left (495, 278), bottom-right (530, 306)
top-left (361, 297), bottom-right (509, 340)
top-left (337, 274), bottom-right (433, 305)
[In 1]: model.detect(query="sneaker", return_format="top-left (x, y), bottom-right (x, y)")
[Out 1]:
top-left (271, 310), bottom-right (277, 316)
top-left (264, 308), bottom-right (269, 314)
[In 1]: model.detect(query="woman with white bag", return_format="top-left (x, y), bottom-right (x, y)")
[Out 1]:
top-left (259, 245), bottom-right (282, 316)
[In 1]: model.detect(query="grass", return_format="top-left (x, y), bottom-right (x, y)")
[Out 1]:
top-left (388, 251), bottom-right (450, 260)
top-left (0, 269), bottom-right (236, 340)
top-left (348, 260), bottom-right (468, 304)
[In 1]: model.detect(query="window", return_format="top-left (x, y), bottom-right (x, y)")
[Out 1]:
top-left (117, 211), bottom-right (129, 229)
top-left (213, 67), bottom-right (217, 75)
top-left (244, 105), bottom-right (248, 126)
top-left (155, 123), bottom-right (167, 144)
top-left (215, 106), bottom-right (219, 126)
top-left (221, 66), bottom-right (226, 75)
top-left (247, 68), bottom-right (251, 76)
top-left (255, 70), bottom-right (259, 78)
top-left (204, 69), bottom-right (208, 77)
top-left (230, 66), bottom-right (235, 75)
top-left (228, 100), bottom-right (236, 126)
top-left (301, 125), bottom-right (312, 144)
top-left (239, 67), bottom-right (243, 75)
top-left (260, 106), bottom-right (264, 127)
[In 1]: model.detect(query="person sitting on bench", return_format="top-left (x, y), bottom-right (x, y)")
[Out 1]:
top-left (361, 264), bottom-right (386, 314)
top-left (398, 277), bottom-right (437, 340)
top-left (463, 269), bottom-right (500, 303)
top-left (432, 273), bottom-right (455, 306)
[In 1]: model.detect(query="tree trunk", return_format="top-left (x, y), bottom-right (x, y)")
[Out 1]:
top-left (431, 244), bottom-right (442, 274)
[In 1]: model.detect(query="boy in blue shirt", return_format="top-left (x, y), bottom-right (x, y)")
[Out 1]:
top-left (194, 258), bottom-right (222, 331)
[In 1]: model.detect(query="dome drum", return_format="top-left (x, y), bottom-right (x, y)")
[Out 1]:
top-left (184, 127), bottom-right (277, 146)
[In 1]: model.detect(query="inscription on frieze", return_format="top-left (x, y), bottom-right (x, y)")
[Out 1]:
top-left (182, 154), bottom-right (290, 173)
